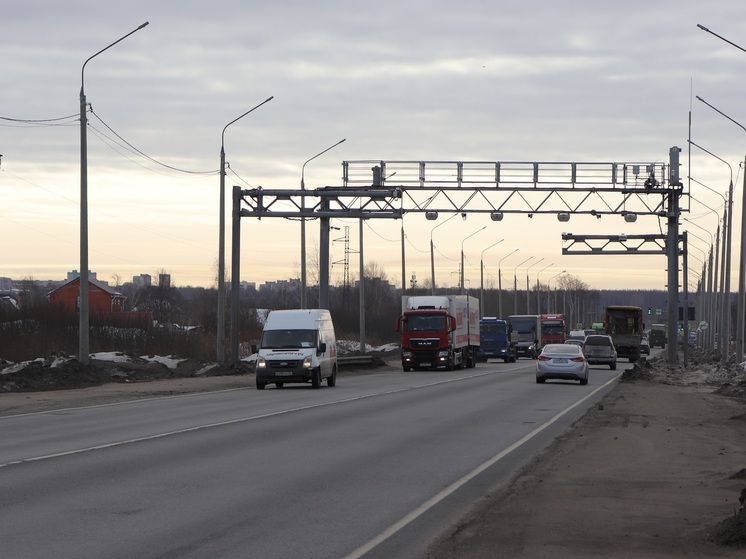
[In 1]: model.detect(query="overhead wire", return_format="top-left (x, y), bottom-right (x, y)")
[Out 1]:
top-left (0, 114), bottom-right (79, 127)
top-left (88, 108), bottom-right (218, 175)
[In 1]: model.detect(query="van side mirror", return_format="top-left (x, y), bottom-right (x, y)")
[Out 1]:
top-left (318, 342), bottom-right (327, 355)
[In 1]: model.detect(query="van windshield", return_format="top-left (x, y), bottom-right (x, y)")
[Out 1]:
top-left (261, 329), bottom-right (317, 349)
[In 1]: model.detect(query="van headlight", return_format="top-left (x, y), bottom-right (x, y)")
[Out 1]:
top-left (256, 356), bottom-right (266, 369)
top-left (303, 356), bottom-right (312, 368)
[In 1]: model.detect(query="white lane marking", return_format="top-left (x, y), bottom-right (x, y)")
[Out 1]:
top-left (0, 370), bottom-right (508, 469)
top-left (342, 373), bottom-right (622, 559)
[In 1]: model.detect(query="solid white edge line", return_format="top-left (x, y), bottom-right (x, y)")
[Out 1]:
top-left (342, 373), bottom-right (622, 559)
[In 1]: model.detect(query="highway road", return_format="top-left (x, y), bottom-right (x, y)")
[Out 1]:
top-left (0, 359), bottom-right (626, 559)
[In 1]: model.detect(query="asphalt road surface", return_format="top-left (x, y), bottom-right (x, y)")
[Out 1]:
top-left (0, 359), bottom-right (623, 559)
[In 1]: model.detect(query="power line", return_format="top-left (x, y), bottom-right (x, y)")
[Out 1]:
top-left (88, 109), bottom-right (218, 175)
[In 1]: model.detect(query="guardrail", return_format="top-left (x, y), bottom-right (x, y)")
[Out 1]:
top-left (338, 355), bottom-right (376, 367)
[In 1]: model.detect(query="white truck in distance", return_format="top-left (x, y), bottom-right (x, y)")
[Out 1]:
top-left (395, 295), bottom-right (480, 371)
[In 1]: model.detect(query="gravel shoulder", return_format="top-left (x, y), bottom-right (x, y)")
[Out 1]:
top-left (422, 375), bottom-right (746, 558)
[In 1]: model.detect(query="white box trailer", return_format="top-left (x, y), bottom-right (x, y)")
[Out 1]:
top-left (396, 295), bottom-right (480, 371)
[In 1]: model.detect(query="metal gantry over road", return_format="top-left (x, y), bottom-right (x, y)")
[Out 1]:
top-left (229, 147), bottom-right (686, 365)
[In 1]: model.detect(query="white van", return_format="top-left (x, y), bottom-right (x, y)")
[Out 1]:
top-left (255, 309), bottom-right (338, 390)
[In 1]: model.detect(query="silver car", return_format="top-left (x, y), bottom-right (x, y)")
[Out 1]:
top-left (583, 334), bottom-right (617, 370)
top-left (536, 343), bottom-right (589, 385)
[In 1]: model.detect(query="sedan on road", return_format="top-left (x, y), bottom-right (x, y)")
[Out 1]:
top-left (536, 343), bottom-right (589, 385)
top-left (583, 334), bottom-right (617, 370)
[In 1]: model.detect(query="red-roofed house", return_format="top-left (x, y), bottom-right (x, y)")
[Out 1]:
top-left (47, 277), bottom-right (152, 328)
top-left (47, 277), bottom-right (126, 314)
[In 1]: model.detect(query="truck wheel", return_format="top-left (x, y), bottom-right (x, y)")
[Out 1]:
top-left (403, 365), bottom-right (411, 372)
top-left (503, 358), bottom-right (510, 363)
top-left (311, 369), bottom-right (321, 389)
top-left (610, 362), bottom-right (616, 370)
top-left (256, 379), bottom-right (266, 390)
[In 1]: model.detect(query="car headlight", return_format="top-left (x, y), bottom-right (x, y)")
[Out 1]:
top-left (256, 356), bottom-right (266, 369)
top-left (303, 356), bottom-right (312, 368)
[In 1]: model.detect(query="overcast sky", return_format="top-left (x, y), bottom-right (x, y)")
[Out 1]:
top-left (2, 0), bottom-right (746, 293)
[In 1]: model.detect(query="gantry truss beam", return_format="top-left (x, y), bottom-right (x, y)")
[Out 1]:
top-left (562, 233), bottom-right (684, 255)
top-left (237, 187), bottom-right (404, 219)
top-left (237, 159), bottom-right (686, 220)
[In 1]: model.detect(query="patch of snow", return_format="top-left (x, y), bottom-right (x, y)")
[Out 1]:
top-left (336, 340), bottom-right (399, 353)
top-left (50, 356), bottom-right (70, 368)
top-left (141, 355), bottom-right (185, 369)
top-left (91, 352), bottom-right (132, 363)
top-left (195, 363), bottom-right (219, 375)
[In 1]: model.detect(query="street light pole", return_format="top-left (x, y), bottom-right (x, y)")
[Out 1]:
top-left (535, 263), bottom-right (553, 314)
top-left (684, 223), bottom-right (715, 350)
top-left (695, 93), bottom-right (746, 360)
top-left (460, 227), bottom-right (485, 294)
top-left (479, 239), bottom-right (504, 316)
top-left (430, 213), bottom-right (457, 295)
top-left (217, 96), bottom-right (274, 363)
top-left (526, 258), bottom-right (544, 314)
top-left (300, 138), bottom-right (346, 309)
top-left (498, 248), bottom-right (518, 318)
top-left (79, 22), bottom-right (148, 366)
top-left (513, 256), bottom-right (533, 315)
top-left (687, 180), bottom-right (727, 351)
top-left (547, 270), bottom-right (566, 312)
top-left (689, 138), bottom-right (733, 359)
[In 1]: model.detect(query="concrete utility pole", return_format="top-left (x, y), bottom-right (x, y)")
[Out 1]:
top-left (666, 147), bottom-right (682, 364)
top-left (218, 97), bottom-right (273, 363)
top-left (79, 22), bottom-right (148, 365)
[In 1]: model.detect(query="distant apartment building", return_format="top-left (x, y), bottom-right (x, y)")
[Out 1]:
top-left (158, 274), bottom-right (171, 288)
top-left (259, 279), bottom-right (300, 293)
top-left (67, 269), bottom-right (100, 283)
top-left (133, 274), bottom-right (152, 287)
top-left (0, 277), bottom-right (12, 291)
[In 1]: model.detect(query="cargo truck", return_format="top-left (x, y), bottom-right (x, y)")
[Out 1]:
top-left (540, 314), bottom-right (566, 346)
top-left (507, 314), bottom-right (542, 359)
top-left (396, 295), bottom-right (480, 371)
top-left (648, 323), bottom-right (667, 348)
top-left (604, 305), bottom-right (644, 362)
top-left (477, 317), bottom-right (516, 363)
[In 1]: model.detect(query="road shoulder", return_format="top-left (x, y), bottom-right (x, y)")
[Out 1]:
top-left (422, 378), bottom-right (746, 558)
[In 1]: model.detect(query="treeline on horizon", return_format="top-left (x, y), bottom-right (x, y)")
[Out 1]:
top-left (0, 272), bottom-right (704, 363)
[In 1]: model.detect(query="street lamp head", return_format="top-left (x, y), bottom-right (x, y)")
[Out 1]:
top-left (557, 212), bottom-right (570, 222)
top-left (425, 211), bottom-right (438, 221)
top-left (624, 213), bottom-right (637, 223)
top-left (490, 211), bottom-right (503, 221)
